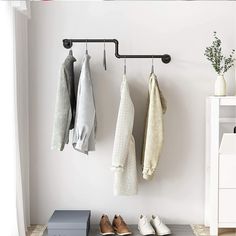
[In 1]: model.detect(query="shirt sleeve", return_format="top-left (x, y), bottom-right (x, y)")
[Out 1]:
top-left (51, 66), bottom-right (72, 151)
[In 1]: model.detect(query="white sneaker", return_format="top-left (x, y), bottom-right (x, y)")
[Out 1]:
top-left (138, 215), bottom-right (155, 236)
top-left (150, 215), bottom-right (171, 236)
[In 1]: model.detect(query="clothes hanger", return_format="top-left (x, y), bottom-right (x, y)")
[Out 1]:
top-left (85, 39), bottom-right (88, 54)
top-left (151, 56), bottom-right (154, 75)
top-left (69, 49), bottom-right (73, 56)
top-left (103, 39), bottom-right (107, 71)
top-left (123, 57), bottom-right (127, 75)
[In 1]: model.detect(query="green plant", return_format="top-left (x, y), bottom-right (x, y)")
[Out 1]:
top-left (204, 32), bottom-right (235, 75)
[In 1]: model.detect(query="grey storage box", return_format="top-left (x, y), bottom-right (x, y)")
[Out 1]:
top-left (48, 210), bottom-right (91, 236)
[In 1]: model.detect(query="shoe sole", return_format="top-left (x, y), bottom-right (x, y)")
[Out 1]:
top-left (141, 234), bottom-right (155, 236)
top-left (113, 226), bottom-right (132, 236)
top-left (100, 232), bottom-right (115, 235)
top-left (157, 233), bottom-right (171, 236)
top-left (138, 229), bottom-right (155, 236)
top-left (115, 232), bottom-right (132, 236)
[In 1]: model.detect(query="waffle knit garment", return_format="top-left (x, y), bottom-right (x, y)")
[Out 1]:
top-left (112, 75), bottom-right (137, 195)
top-left (142, 73), bottom-right (167, 180)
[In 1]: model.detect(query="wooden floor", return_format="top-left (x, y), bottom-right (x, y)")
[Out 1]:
top-left (42, 224), bottom-right (195, 236)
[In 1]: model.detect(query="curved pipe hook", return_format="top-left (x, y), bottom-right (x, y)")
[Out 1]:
top-left (63, 39), bottom-right (73, 49)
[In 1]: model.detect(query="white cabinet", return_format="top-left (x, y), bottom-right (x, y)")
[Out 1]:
top-left (205, 96), bottom-right (236, 235)
top-left (219, 155), bottom-right (236, 189)
top-left (219, 189), bottom-right (236, 223)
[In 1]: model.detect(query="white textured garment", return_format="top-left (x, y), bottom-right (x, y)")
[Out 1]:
top-left (112, 75), bottom-right (137, 196)
top-left (142, 73), bottom-right (167, 180)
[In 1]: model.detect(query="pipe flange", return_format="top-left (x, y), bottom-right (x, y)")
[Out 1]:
top-left (63, 39), bottom-right (73, 49)
top-left (162, 54), bottom-right (171, 64)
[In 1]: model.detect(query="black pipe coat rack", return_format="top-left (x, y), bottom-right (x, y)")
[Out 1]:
top-left (63, 39), bottom-right (171, 64)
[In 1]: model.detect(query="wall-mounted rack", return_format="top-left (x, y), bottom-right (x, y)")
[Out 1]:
top-left (63, 38), bottom-right (171, 64)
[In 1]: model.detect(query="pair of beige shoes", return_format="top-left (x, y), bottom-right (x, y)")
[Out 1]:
top-left (99, 215), bottom-right (132, 236)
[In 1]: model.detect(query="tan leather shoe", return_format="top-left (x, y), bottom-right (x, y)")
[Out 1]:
top-left (100, 215), bottom-right (115, 235)
top-left (112, 215), bottom-right (132, 235)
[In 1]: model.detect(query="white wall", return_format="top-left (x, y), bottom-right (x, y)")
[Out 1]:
top-left (15, 9), bottom-right (30, 228)
top-left (28, 1), bottom-right (236, 225)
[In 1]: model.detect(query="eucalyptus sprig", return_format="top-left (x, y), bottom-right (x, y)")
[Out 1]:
top-left (204, 32), bottom-right (235, 76)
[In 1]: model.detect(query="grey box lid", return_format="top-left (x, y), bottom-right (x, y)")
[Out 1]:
top-left (48, 210), bottom-right (91, 230)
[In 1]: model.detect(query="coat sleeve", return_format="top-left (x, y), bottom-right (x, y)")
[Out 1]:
top-left (51, 66), bottom-right (72, 151)
top-left (142, 77), bottom-right (164, 180)
top-left (112, 80), bottom-right (134, 172)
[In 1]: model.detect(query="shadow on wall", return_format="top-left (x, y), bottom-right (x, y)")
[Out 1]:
top-left (89, 59), bottom-right (121, 144)
top-left (129, 76), bottom-right (148, 182)
top-left (128, 70), bottom-right (192, 189)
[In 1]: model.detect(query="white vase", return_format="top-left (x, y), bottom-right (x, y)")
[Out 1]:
top-left (215, 75), bottom-right (226, 96)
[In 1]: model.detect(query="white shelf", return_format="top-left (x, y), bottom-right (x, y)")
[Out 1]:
top-left (219, 222), bottom-right (236, 228)
top-left (219, 118), bottom-right (236, 123)
top-left (209, 96), bottom-right (236, 106)
top-left (43, 225), bottom-right (195, 236)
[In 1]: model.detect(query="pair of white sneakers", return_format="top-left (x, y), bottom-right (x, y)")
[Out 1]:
top-left (138, 215), bottom-right (171, 236)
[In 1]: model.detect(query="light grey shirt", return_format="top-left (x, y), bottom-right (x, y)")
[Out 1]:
top-left (72, 53), bottom-right (96, 154)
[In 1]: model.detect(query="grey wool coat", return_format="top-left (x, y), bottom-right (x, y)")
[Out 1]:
top-left (72, 52), bottom-right (97, 154)
top-left (51, 50), bottom-right (76, 151)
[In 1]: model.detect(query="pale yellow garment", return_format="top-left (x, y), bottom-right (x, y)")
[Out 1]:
top-left (142, 73), bottom-right (167, 180)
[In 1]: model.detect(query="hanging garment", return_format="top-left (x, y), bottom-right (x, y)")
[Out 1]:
top-left (51, 50), bottom-right (76, 151)
top-left (72, 52), bottom-right (96, 154)
top-left (142, 73), bottom-right (167, 180)
top-left (112, 75), bottom-right (137, 196)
